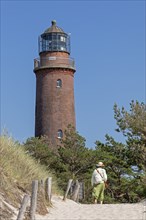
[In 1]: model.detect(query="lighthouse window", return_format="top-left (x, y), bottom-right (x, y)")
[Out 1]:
top-left (56, 79), bottom-right (62, 88)
top-left (58, 129), bottom-right (63, 139)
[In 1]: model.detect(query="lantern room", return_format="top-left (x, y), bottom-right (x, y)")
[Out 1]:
top-left (39, 20), bottom-right (70, 54)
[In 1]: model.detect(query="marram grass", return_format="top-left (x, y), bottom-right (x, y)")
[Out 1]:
top-left (0, 135), bottom-right (61, 207)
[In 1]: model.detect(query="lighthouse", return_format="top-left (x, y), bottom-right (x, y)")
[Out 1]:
top-left (34, 20), bottom-right (76, 145)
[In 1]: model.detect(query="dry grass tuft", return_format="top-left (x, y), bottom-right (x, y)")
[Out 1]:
top-left (0, 135), bottom-right (61, 219)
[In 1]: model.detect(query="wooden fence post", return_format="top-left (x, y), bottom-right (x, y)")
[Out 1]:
top-left (40, 179), bottom-right (45, 189)
top-left (71, 180), bottom-right (80, 202)
top-left (40, 179), bottom-right (45, 196)
top-left (30, 180), bottom-right (38, 220)
top-left (45, 177), bottom-right (52, 204)
top-left (78, 182), bottom-right (85, 201)
top-left (17, 194), bottom-right (30, 220)
top-left (63, 179), bottom-right (73, 201)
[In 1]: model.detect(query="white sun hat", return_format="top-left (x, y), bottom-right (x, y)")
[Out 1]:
top-left (96, 161), bottom-right (104, 167)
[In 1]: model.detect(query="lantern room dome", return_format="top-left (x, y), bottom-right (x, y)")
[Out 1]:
top-left (44, 20), bottom-right (65, 33)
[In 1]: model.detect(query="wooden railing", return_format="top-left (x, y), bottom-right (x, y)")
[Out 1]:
top-left (17, 177), bottom-right (52, 220)
top-left (17, 177), bottom-right (84, 220)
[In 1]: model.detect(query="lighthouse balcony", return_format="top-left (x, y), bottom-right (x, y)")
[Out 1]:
top-left (34, 56), bottom-right (75, 71)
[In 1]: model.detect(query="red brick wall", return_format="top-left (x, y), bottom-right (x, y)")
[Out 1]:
top-left (35, 67), bottom-right (76, 145)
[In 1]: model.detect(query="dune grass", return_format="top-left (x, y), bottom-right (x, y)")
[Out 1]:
top-left (0, 135), bottom-right (61, 209)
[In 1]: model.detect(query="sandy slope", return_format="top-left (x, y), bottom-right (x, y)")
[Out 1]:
top-left (35, 196), bottom-right (145, 220)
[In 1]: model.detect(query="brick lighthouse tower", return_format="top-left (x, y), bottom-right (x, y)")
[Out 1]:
top-left (34, 20), bottom-right (76, 145)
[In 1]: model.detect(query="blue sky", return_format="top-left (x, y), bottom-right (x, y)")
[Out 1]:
top-left (1, 0), bottom-right (145, 148)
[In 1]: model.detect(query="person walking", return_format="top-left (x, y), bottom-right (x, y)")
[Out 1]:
top-left (91, 161), bottom-right (107, 204)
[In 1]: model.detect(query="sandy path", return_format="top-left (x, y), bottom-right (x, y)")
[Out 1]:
top-left (36, 196), bottom-right (145, 220)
